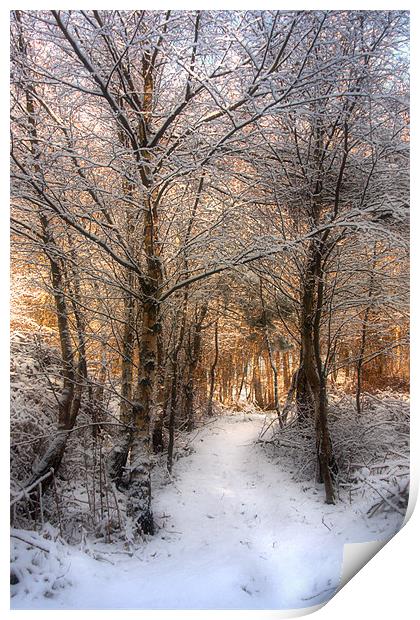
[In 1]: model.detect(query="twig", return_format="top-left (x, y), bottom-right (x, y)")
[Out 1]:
top-left (52, 474), bottom-right (63, 538)
top-left (10, 468), bottom-right (54, 506)
top-left (322, 516), bottom-right (332, 531)
top-left (302, 586), bottom-right (337, 601)
top-left (259, 416), bottom-right (278, 439)
top-left (11, 532), bottom-right (50, 553)
top-left (38, 482), bottom-right (44, 527)
top-left (364, 479), bottom-right (405, 516)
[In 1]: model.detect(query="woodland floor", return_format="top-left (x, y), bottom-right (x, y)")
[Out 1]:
top-left (11, 411), bottom-right (404, 610)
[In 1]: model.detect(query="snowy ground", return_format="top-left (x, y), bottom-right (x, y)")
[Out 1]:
top-left (11, 412), bottom-right (404, 610)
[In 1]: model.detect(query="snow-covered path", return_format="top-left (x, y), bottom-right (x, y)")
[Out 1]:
top-left (12, 412), bottom-right (403, 610)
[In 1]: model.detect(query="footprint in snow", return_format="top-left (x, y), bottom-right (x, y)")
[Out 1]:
top-left (239, 540), bottom-right (252, 548)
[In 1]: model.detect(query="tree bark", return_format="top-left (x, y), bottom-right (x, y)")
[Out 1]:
top-left (356, 247), bottom-right (377, 415)
top-left (120, 272), bottom-right (136, 425)
top-left (184, 303), bottom-right (208, 430)
top-left (167, 289), bottom-right (188, 472)
top-left (260, 282), bottom-right (282, 423)
top-left (207, 320), bottom-right (219, 416)
top-left (298, 240), bottom-right (335, 504)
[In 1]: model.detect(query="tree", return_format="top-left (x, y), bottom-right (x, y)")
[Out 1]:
top-left (10, 10), bottom-right (409, 526)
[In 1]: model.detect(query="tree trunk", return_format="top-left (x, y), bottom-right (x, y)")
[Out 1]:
top-left (184, 303), bottom-right (208, 430)
top-left (252, 351), bottom-right (265, 409)
top-left (127, 285), bottom-right (160, 535)
top-left (14, 17), bottom-right (82, 496)
top-left (124, 41), bottom-right (163, 532)
top-left (282, 351), bottom-right (290, 390)
top-left (260, 283), bottom-right (282, 423)
top-left (298, 240), bottom-right (335, 504)
top-left (167, 290), bottom-right (188, 472)
top-left (207, 320), bottom-right (219, 416)
top-left (356, 247), bottom-right (377, 415)
top-left (120, 271), bottom-right (136, 425)
top-left (236, 360), bottom-right (247, 405)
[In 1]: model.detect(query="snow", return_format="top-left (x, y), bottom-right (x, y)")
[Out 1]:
top-left (11, 412), bottom-right (404, 611)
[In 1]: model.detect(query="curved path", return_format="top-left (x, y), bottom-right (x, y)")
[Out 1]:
top-left (13, 412), bottom-right (402, 610)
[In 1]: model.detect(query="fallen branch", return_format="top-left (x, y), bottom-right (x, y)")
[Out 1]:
top-left (11, 530), bottom-right (51, 553)
top-left (364, 478), bottom-right (406, 516)
top-left (10, 468), bottom-right (54, 506)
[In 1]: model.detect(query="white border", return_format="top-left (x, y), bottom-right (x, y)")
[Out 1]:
top-left (2, 3), bottom-right (418, 619)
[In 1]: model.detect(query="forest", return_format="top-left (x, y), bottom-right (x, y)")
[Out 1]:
top-left (10, 9), bottom-right (409, 610)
